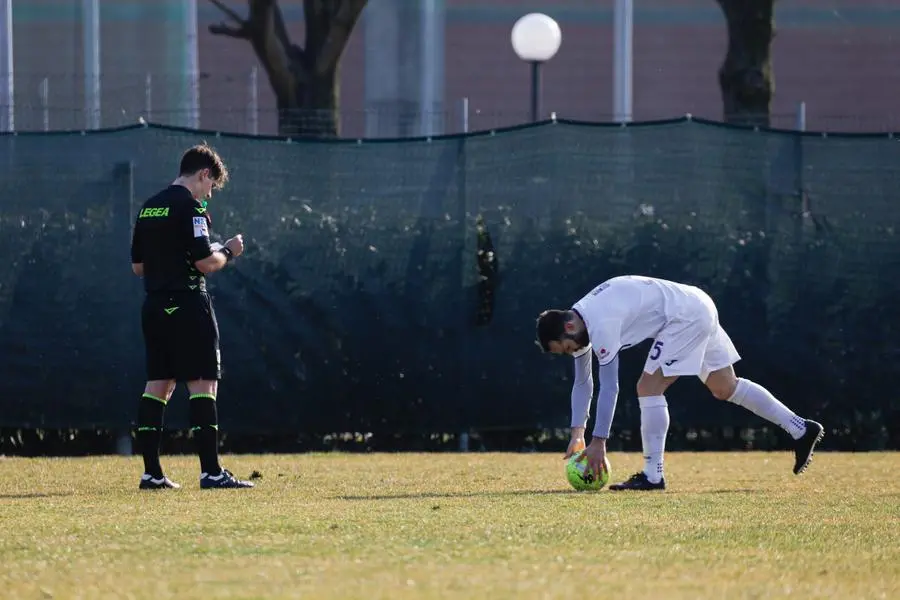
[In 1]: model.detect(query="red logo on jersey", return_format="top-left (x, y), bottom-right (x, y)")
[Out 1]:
top-left (599, 348), bottom-right (607, 355)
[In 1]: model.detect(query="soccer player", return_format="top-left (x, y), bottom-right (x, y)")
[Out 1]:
top-left (535, 275), bottom-right (824, 491)
top-left (129, 143), bottom-right (254, 490)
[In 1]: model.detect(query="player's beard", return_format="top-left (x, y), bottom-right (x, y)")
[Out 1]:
top-left (569, 330), bottom-right (590, 350)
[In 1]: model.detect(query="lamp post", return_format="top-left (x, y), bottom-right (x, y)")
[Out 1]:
top-left (510, 13), bottom-right (562, 123)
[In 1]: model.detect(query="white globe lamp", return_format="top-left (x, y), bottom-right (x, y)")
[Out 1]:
top-left (510, 13), bottom-right (562, 122)
top-left (511, 13), bottom-right (562, 63)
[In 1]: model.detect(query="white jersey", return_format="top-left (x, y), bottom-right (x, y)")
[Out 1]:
top-left (571, 275), bottom-right (713, 366)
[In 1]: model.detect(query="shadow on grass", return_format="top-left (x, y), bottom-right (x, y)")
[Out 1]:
top-left (0, 492), bottom-right (74, 499)
top-left (334, 489), bottom-right (580, 501)
top-left (335, 487), bottom-right (759, 500)
top-left (672, 488), bottom-right (757, 494)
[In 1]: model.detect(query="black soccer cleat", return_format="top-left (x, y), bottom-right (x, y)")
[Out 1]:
top-left (139, 474), bottom-right (182, 490)
top-left (609, 471), bottom-right (666, 491)
top-left (200, 469), bottom-right (255, 489)
top-left (793, 419), bottom-right (825, 475)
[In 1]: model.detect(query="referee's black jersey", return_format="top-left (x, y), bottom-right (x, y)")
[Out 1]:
top-left (130, 185), bottom-right (214, 293)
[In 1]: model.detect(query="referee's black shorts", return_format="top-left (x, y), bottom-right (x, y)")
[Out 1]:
top-left (142, 291), bottom-right (221, 381)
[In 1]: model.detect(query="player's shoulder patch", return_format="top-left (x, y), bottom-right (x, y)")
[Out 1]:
top-left (192, 216), bottom-right (209, 238)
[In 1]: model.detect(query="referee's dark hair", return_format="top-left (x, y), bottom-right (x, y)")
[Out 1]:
top-left (179, 142), bottom-right (230, 190)
top-left (535, 309), bottom-right (568, 352)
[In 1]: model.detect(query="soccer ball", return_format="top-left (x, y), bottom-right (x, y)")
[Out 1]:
top-left (566, 452), bottom-right (611, 491)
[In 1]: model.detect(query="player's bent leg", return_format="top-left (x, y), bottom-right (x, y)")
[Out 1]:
top-left (137, 379), bottom-right (181, 490)
top-left (710, 367), bottom-right (824, 474)
top-left (186, 379), bottom-right (254, 489)
top-left (610, 369), bottom-right (676, 492)
top-left (636, 369), bottom-right (679, 398)
top-left (703, 365), bottom-right (738, 400)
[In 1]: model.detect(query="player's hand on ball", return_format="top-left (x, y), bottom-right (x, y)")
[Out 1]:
top-left (564, 436), bottom-right (586, 460)
top-left (581, 438), bottom-right (609, 479)
top-left (225, 234), bottom-right (244, 257)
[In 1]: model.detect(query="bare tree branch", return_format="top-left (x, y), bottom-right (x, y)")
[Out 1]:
top-left (263, 0), bottom-right (302, 64)
top-left (209, 23), bottom-right (250, 39)
top-left (208, 0), bottom-right (246, 25)
top-left (207, 0), bottom-right (251, 39)
top-left (251, 0), bottom-right (300, 105)
top-left (314, 0), bottom-right (367, 76)
top-left (304, 0), bottom-right (328, 57)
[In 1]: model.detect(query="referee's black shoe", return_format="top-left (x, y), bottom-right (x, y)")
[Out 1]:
top-left (139, 474), bottom-right (182, 490)
top-left (793, 419), bottom-right (825, 475)
top-left (200, 469), bottom-right (255, 489)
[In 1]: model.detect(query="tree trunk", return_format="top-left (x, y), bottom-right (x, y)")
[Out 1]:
top-left (715, 0), bottom-right (776, 127)
top-left (208, 0), bottom-right (366, 138)
top-left (278, 69), bottom-right (339, 137)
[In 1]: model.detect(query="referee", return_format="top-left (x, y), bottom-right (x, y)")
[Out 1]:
top-left (129, 143), bottom-right (253, 490)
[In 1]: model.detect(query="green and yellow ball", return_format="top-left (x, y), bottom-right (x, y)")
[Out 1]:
top-left (566, 452), bottom-right (611, 491)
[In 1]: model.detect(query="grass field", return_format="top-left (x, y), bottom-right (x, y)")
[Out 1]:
top-left (1, 451), bottom-right (898, 600)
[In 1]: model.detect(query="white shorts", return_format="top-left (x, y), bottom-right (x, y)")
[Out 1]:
top-left (642, 291), bottom-right (741, 383)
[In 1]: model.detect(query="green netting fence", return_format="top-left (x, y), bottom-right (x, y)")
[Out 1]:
top-left (1, 117), bottom-right (897, 450)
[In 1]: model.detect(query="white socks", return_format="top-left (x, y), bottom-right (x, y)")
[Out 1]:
top-left (636, 381), bottom-right (805, 485)
top-left (727, 378), bottom-right (807, 440)
top-left (639, 395), bottom-right (670, 484)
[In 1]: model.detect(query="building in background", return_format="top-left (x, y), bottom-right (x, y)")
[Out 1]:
top-left (7, 0), bottom-right (900, 136)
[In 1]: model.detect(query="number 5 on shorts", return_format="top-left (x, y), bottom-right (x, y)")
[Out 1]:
top-left (649, 340), bottom-right (664, 361)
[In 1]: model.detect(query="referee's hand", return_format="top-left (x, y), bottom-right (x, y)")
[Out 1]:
top-left (225, 234), bottom-right (244, 258)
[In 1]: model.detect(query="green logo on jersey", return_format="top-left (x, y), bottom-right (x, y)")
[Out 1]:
top-left (195, 206), bottom-right (206, 214)
top-left (139, 207), bottom-right (170, 218)
top-left (164, 306), bottom-right (179, 315)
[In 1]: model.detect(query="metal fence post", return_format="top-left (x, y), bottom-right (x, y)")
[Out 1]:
top-left (145, 73), bottom-right (152, 122)
top-left (248, 66), bottom-right (259, 136)
top-left (458, 95), bottom-right (471, 453)
top-left (39, 77), bottom-right (49, 132)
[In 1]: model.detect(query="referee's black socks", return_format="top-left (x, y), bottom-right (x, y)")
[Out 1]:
top-left (136, 393), bottom-right (167, 479)
top-left (189, 394), bottom-right (222, 476)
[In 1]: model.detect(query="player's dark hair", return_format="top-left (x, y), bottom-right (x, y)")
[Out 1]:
top-left (179, 142), bottom-right (229, 190)
top-left (535, 309), bottom-right (568, 352)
